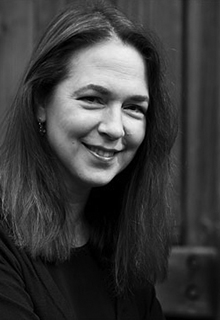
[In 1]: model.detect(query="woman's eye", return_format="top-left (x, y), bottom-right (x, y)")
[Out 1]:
top-left (80, 96), bottom-right (103, 104)
top-left (124, 105), bottom-right (146, 117)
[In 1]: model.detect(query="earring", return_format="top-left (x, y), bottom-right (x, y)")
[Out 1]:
top-left (38, 120), bottom-right (46, 136)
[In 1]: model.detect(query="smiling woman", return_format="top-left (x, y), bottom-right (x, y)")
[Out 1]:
top-left (0, 0), bottom-right (177, 319)
top-left (37, 39), bottom-right (148, 190)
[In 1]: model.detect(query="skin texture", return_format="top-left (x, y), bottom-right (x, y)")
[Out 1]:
top-left (37, 38), bottom-right (149, 198)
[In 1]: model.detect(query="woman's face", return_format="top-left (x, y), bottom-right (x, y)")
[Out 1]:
top-left (37, 39), bottom-right (149, 192)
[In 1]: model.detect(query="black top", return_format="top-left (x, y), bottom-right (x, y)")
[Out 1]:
top-left (47, 244), bottom-right (116, 319)
top-left (0, 224), bottom-right (165, 320)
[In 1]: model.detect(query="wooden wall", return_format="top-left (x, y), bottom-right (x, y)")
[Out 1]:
top-left (0, 0), bottom-right (219, 318)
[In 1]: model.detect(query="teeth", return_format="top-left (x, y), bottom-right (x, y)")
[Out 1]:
top-left (89, 146), bottom-right (115, 158)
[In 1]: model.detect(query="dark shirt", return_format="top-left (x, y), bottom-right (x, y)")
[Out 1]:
top-left (0, 225), bottom-right (165, 319)
top-left (47, 244), bottom-right (116, 319)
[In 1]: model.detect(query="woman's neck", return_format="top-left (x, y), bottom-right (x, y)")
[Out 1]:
top-left (65, 188), bottom-right (90, 248)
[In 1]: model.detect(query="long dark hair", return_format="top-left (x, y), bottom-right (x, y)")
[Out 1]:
top-left (0, 0), bottom-right (177, 293)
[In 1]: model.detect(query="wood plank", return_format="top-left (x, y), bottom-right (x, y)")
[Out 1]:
top-left (0, 0), bottom-right (34, 141)
top-left (144, 0), bottom-right (183, 244)
top-left (33, 0), bottom-right (66, 44)
top-left (156, 246), bottom-right (217, 318)
top-left (184, 0), bottom-right (220, 246)
top-left (214, 2), bottom-right (220, 318)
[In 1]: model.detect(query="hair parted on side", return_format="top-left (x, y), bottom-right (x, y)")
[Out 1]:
top-left (0, 0), bottom-right (177, 294)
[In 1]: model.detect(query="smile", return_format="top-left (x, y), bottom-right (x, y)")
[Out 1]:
top-left (83, 143), bottom-right (119, 160)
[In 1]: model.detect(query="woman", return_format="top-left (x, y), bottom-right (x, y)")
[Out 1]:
top-left (0, 0), bottom-right (177, 319)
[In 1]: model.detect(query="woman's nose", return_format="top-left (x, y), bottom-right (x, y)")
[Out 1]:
top-left (98, 107), bottom-right (125, 140)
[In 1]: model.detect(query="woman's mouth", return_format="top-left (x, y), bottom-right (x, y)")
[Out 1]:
top-left (83, 143), bottom-right (119, 160)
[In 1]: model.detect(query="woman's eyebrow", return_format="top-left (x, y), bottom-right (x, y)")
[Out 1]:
top-left (73, 84), bottom-right (110, 96)
top-left (129, 95), bottom-right (149, 104)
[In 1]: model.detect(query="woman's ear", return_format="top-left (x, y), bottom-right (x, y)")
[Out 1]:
top-left (36, 106), bottom-right (47, 122)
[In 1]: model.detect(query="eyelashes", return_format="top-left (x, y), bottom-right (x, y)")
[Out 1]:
top-left (123, 104), bottom-right (146, 115)
top-left (78, 96), bottom-right (104, 104)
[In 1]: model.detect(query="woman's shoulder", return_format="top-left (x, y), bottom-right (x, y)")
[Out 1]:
top-left (0, 220), bottom-right (15, 252)
top-left (0, 218), bottom-right (34, 275)
top-left (0, 220), bottom-right (23, 270)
